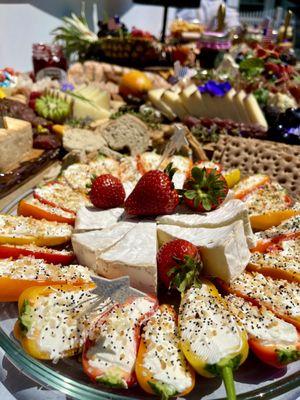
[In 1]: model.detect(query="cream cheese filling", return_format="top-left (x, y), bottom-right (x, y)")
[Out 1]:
top-left (86, 297), bottom-right (155, 380)
top-left (180, 285), bottom-right (243, 365)
top-left (142, 307), bottom-right (193, 393)
top-left (226, 295), bottom-right (298, 347)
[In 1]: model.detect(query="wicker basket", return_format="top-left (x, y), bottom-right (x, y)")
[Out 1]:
top-left (212, 135), bottom-right (300, 199)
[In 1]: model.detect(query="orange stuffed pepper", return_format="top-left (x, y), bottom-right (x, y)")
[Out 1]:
top-left (0, 256), bottom-right (94, 302)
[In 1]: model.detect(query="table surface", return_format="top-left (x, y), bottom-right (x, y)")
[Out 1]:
top-left (1, 348), bottom-right (299, 400)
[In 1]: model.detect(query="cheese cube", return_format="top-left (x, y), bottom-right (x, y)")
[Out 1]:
top-left (244, 93), bottom-right (268, 129)
top-left (180, 85), bottom-right (207, 118)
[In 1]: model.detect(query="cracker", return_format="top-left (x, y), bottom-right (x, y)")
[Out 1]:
top-left (213, 135), bottom-right (300, 199)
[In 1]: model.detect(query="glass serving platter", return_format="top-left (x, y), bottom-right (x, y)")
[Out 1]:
top-left (0, 191), bottom-right (299, 400)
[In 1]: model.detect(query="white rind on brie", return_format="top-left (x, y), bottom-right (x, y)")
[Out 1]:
top-left (96, 222), bottom-right (157, 295)
top-left (75, 206), bottom-right (125, 232)
top-left (158, 220), bottom-right (250, 281)
top-left (157, 199), bottom-right (256, 248)
top-left (72, 222), bottom-right (136, 270)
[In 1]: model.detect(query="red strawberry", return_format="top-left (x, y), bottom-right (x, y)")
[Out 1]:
top-left (90, 174), bottom-right (125, 209)
top-left (124, 165), bottom-right (179, 216)
top-left (157, 239), bottom-right (202, 291)
top-left (183, 167), bottom-right (228, 212)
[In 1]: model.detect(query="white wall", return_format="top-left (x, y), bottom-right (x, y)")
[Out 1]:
top-left (0, 1), bottom-right (176, 71)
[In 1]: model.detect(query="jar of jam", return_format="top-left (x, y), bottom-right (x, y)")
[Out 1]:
top-left (198, 31), bottom-right (231, 69)
top-left (32, 43), bottom-right (67, 81)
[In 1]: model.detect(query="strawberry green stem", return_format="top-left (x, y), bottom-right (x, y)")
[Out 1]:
top-left (221, 366), bottom-right (236, 400)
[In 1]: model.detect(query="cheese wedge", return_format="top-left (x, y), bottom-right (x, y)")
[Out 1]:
top-left (162, 90), bottom-right (189, 120)
top-left (180, 84), bottom-right (198, 114)
top-left (75, 206), bottom-right (125, 232)
top-left (201, 93), bottom-right (216, 118)
top-left (148, 89), bottom-right (176, 121)
top-left (233, 90), bottom-right (251, 124)
top-left (72, 222), bottom-right (135, 270)
top-left (244, 93), bottom-right (268, 129)
top-left (158, 220), bottom-right (250, 281)
top-left (96, 222), bottom-right (157, 295)
top-left (157, 199), bottom-right (256, 248)
top-left (222, 88), bottom-right (240, 122)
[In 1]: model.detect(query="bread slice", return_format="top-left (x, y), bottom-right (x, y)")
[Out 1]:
top-left (63, 127), bottom-right (107, 153)
top-left (99, 114), bottom-right (150, 155)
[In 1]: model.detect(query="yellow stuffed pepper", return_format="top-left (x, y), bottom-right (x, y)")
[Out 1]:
top-left (136, 304), bottom-right (195, 399)
top-left (179, 280), bottom-right (248, 400)
top-left (14, 283), bottom-right (106, 360)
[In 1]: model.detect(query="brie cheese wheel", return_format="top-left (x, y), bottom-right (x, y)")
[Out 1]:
top-left (96, 222), bottom-right (157, 295)
top-left (75, 206), bottom-right (125, 232)
top-left (158, 220), bottom-right (250, 281)
top-left (157, 199), bottom-right (256, 248)
top-left (148, 89), bottom-right (176, 121)
top-left (72, 222), bottom-right (135, 270)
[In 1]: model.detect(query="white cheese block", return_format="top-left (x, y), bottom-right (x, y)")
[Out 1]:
top-left (162, 90), bottom-right (189, 120)
top-left (96, 222), bottom-right (157, 295)
top-left (71, 222), bottom-right (135, 270)
top-left (157, 220), bottom-right (250, 281)
top-left (244, 93), bottom-right (268, 129)
top-left (75, 206), bottom-right (125, 232)
top-left (157, 199), bottom-right (256, 248)
top-left (148, 89), bottom-right (176, 121)
top-left (0, 117), bottom-right (33, 172)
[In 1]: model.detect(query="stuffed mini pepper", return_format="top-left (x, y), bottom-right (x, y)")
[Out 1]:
top-left (0, 256), bottom-right (94, 302)
top-left (83, 296), bottom-right (157, 389)
top-left (14, 284), bottom-right (110, 360)
top-left (179, 281), bottom-right (248, 400)
top-left (136, 304), bottom-right (195, 399)
top-left (226, 294), bottom-right (300, 368)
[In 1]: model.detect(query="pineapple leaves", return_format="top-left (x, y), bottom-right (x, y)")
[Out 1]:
top-left (52, 11), bottom-right (98, 58)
